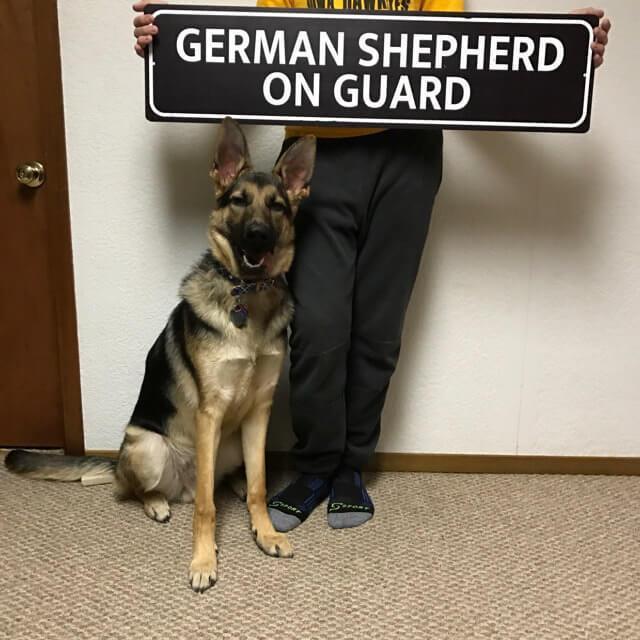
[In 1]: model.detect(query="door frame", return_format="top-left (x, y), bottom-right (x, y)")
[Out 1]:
top-left (33, 2), bottom-right (84, 454)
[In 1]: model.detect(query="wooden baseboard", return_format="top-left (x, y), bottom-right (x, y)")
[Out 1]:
top-left (85, 450), bottom-right (640, 476)
top-left (86, 450), bottom-right (118, 459)
top-left (368, 453), bottom-right (640, 475)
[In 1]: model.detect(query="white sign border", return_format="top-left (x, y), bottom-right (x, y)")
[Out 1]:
top-left (147, 10), bottom-right (594, 130)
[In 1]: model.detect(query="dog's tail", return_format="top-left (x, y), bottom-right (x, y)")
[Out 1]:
top-left (4, 450), bottom-right (116, 483)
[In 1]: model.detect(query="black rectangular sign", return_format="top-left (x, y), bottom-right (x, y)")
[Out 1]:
top-left (144, 5), bottom-right (597, 132)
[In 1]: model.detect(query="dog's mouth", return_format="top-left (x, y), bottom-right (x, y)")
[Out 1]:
top-left (240, 250), bottom-right (273, 272)
top-left (242, 252), bottom-right (265, 269)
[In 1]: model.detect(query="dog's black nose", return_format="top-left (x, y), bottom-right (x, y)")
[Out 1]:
top-left (244, 222), bottom-right (275, 253)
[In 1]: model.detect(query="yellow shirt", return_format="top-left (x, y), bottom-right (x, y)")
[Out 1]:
top-left (256, 0), bottom-right (465, 138)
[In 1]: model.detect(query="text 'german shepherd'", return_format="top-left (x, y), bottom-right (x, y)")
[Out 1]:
top-left (5, 118), bottom-right (316, 593)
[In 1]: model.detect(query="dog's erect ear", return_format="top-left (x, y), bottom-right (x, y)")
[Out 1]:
top-left (210, 117), bottom-right (252, 197)
top-left (274, 135), bottom-right (316, 212)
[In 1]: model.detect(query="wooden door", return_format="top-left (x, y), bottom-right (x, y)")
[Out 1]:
top-left (0, 1), bottom-right (84, 453)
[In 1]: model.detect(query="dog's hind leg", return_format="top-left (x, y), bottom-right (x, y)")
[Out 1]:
top-left (117, 426), bottom-right (176, 522)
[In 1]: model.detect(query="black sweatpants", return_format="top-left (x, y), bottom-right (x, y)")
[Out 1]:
top-left (285, 128), bottom-right (444, 475)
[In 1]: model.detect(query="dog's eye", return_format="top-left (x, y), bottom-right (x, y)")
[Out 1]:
top-left (270, 202), bottom-right (286, 213)
top-left (230, 195), bottom-right (247, 207)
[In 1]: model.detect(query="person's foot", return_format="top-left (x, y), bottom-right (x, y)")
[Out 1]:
top-left (267, 474), bottom-right (331, 532)
top-left (327, 466), bottom-right (374, 529)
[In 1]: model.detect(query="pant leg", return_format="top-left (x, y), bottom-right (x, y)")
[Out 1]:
top-left (286, 137), bottom-right (365, 475)
top-left (342, 129), bottom-right (444, 470)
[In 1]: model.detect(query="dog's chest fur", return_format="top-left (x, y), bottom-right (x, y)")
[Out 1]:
top-left (174, 254), bottom-right (292, 433)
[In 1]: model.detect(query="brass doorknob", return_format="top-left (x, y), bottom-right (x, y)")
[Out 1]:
top-left (16, 161), bottom-right (46, 188)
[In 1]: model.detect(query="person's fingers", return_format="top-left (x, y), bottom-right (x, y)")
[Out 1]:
top-left (593, 53), bottom-right (604, 68)
top-left (133, 0), bottom-right (165, 9)
top-left (133, 14), bottom-right (154, 28)
top-left (587, 7), bottom-right (605, 17)
top-left (134, 43), bottom-right (145, 58)
top-left (601, 17), bottom-right (612, 33)
top-left (134, 24), bottom-right (158, 38)
top-left (594, 27), bottom-right (608, 45)
top-left (137, 34), bottom-right (153, 48)
top-left (571, 6), bottom-right (605, 17)
top-left (591, 42), bottom-right (605, 55)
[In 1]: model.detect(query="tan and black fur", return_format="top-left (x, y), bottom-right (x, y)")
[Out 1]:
top-left (5, 118), bottom-right (316, 593)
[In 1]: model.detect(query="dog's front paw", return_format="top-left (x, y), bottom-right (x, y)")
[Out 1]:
top-left (189, 555), bottom-right (218, 593)
top-left (254, 530), bottom-right (294, 558)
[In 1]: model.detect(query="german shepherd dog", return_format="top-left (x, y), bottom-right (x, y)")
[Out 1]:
top-left (5, 118), bottom-right (316, 593)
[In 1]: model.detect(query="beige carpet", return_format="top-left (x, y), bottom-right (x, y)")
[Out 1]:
top-left (1, 453), bottom-right (639, 640)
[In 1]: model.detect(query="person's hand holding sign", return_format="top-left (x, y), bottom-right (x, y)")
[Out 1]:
top-left (572, 6), bottom-right (612, 68)
top-left (133, 0), bottom-right (161, 57)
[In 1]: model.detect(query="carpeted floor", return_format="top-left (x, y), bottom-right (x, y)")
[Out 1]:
top-left (1, 452), bottom-right (639, 640)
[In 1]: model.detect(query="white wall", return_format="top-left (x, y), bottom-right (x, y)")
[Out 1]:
top-left (58, 0), bottom-right (640, 456)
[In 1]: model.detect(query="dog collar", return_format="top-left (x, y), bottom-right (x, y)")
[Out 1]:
top-left (210, 256), bottom-right (285, 329)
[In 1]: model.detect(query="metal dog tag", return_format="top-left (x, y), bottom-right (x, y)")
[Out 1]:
top-left (230, 304), bottom-right (248, 328)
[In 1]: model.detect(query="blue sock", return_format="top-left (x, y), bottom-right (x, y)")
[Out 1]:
top-left (327, 467), bottom-right (374, 529)
top-left (267, 474), bottom-right (331, 532)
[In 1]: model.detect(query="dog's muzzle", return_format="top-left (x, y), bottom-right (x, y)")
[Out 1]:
top-left (242, 222), bottom-right (276, 269)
